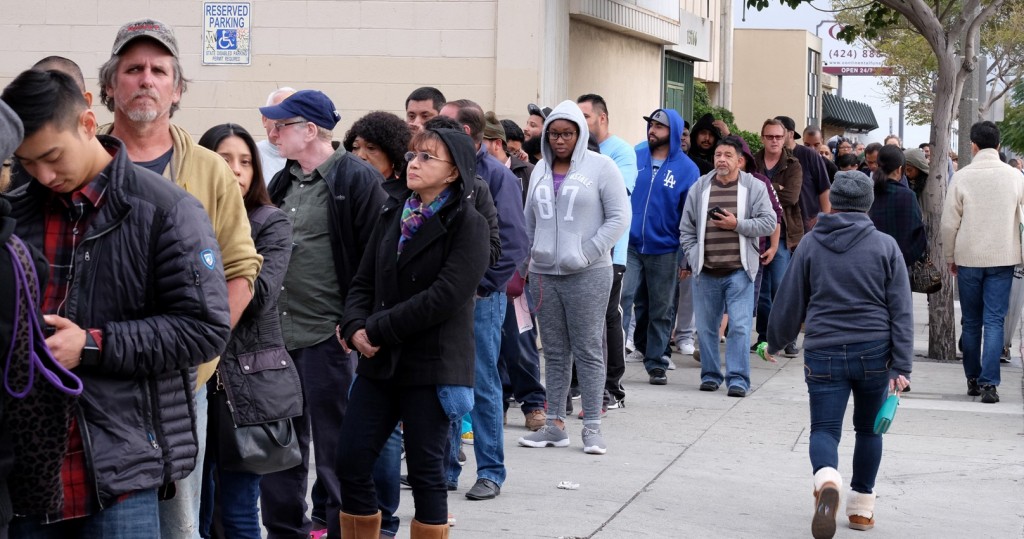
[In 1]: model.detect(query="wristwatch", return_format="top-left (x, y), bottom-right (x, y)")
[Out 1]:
top-left (82, 330), bottom-right (101, 364)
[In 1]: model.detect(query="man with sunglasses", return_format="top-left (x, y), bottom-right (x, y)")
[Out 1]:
top-left (753, 118), bottom-right (804, 357)
top-left (260, 90), bottom-right (387, 539)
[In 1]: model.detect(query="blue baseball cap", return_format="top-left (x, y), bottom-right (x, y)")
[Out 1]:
top-left (259, 90), bottom-right (340, 130)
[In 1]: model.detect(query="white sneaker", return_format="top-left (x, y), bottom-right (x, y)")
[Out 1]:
top-left (625, 339), bottom-right (635, 353)
top-left (663, 355), bottom-right (677, 370)
top-left (625, 350), bottom-right (644, 362)
top-left (678, 342), bottom-right (696, 355)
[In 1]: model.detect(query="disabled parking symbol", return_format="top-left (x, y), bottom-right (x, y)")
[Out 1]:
top-left (216, 29), bottom-right (238, 50)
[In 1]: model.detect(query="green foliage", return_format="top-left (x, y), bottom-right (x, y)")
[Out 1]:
top-left (998, 84), bottom-right (1024, 154)
top-left (745, 0), bottom-right (896, 42)
top-left (692, 81), bottom-right (763, 153)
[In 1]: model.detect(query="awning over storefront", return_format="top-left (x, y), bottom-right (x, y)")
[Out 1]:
top-left (822, 92), bottom-right (878, 132)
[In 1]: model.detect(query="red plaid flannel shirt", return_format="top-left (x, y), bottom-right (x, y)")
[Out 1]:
top-left (40, 172), bottom-right (109, 522)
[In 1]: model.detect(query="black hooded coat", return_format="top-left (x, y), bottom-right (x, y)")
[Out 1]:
top-left (340, 128), bottom-right (491, 386)
top-left (688, 113), bottom-right (721, 169)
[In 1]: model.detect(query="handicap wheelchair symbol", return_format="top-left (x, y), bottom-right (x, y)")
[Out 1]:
top-left (216, 29), bottom-right (238, 50)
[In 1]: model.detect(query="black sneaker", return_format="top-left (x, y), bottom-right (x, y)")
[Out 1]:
top-left (727, 386), bottom-right (747, 398)
top-left (980, 385), bottom-right (999, 403)
top-left (699, 380), bottom-right (719, 392)
top-left (1000, 346), bottom-right (1011, 363)
top-left (570, 386), bottom-right (582, 400)
top-left (782, 344), bottom-right (799, 358)
top-left (967, 378), bottom-right (981, 396)
top-left (649, 368), bottom-right (668, 385)
top-left (565, 393), bottom-right (573, 415)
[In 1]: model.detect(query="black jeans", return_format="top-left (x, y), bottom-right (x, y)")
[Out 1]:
top-left (260, 337), bottom-right (355, 539)
top-left (604, 264), bottom-right (627, 402)
top-left (336, 377), bottom-right (451, 525)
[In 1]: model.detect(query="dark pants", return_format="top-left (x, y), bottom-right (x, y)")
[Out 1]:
top-left (498, 292), bottom-right (545, 413)
top-left (337, 377), bottom-right (451, 525)
top-left (604, 264), bottom-right (627, 403)
top-left (260, 337), bottom-right (355, 539)
top-left (631, 281), bottom-right (673, 358)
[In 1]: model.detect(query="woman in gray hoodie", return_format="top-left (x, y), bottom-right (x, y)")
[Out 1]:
top-left (767, 171), bottom-right (911, 538)
top-left (517, 100), bottom-right (630, 455)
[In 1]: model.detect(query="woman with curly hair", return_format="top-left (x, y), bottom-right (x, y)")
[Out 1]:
top-left (343, 111), bottom-right (411, 182)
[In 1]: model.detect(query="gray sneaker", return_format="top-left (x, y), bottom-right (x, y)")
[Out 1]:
top-left (581, 426), bottom-right (607, 455)
top-left (518, 425), bottom-right (570, 448)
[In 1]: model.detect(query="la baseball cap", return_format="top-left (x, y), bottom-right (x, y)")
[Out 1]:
top-left (643, 109), bottom-right (670, 127)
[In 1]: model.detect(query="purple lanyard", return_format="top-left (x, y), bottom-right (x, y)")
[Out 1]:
top-left (3, 237), bottom-right (83, 398)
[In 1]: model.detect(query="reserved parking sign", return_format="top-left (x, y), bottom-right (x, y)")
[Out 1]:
top-left (203, 2), bottom-right (251, 65)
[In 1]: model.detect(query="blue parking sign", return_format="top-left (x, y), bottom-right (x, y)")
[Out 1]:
top-left (216, 29), bottom-right (238, 50)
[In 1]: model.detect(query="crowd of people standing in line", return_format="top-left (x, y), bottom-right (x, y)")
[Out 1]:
top-left (0, 16), bottom-right (1022, 539)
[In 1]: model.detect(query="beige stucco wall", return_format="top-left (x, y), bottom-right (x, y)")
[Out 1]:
top-left (0, 0), bottom-right (550, 143)
top-left (568, 20), bottom-right (662, 146)
top-left (731, 28), bottom-right (821, 134)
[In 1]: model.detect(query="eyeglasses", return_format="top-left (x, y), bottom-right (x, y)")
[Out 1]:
top-left (547, 131), bottom-right (578, 141)
top-left (405, 151), bottom-right (452, 165)
top-left (272, 120), bottom-right (307, 131)
top-left (761, 134), bottom-right (785, 141)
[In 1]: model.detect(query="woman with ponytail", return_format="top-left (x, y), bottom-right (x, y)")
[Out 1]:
top-left (867, 145), bottom-right (927, 267)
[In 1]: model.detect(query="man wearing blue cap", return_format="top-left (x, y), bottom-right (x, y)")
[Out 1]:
top-left (260, 90), bottom-right (387, 539)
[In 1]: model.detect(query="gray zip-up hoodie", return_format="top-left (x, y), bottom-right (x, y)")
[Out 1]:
top-left (766, 212), bottom-right (913, 379)
top-left (523, 100), bottom-right (630, 275)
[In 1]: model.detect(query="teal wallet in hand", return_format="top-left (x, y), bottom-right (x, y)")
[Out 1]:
top-left (873, 394), bottom-right (900, 434)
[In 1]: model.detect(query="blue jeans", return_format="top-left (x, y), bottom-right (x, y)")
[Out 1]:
top-left (958, 265), bottom-right (1014, 386)
top-left (804, 340), bottom-right (891, 494)
top-left (498, 291), bottom-right (545, 413)
top-left (620, 247), bottom-right (679, 372)
top-left (199, 456), bottom-right (261, 539)
top-left (160, 384), bottom-right (207, 539)
top-left (756, 242), bottom-right (792, 342)
top-left (451, 292), bottom-right (506, 486)
top-left (693, 269), bottom-right (755, 391)
top-left (11, 488), bottom-right (159, 539)
top-left (374, 426), bottom-right (403, 537)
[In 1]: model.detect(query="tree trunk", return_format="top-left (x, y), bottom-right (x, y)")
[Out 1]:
top-left (924, 51), bottom-right (963, 361)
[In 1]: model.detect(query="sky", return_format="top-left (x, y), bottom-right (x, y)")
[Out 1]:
top-left (733, 0), bottom-right (933, 147)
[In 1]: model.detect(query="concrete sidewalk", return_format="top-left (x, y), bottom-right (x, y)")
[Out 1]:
top-left (390, 293), bottom-right (1024, 538)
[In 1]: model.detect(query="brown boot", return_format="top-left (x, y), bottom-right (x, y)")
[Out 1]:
top-left (339, 511), bottom-right (381, 539)
top-left (846, 490), bottom-right (876, 531)
top-left (811, 467), bottom-right (842, 539)
top-left (410, 519), bottom-right (450, 539)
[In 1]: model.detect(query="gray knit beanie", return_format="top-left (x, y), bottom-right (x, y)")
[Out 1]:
top-left (830, 170), bottom-right (874, 212)
top-left (0, 99), bottom-right (24, 161)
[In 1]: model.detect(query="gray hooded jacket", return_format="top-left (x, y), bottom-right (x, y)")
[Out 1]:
top-left (523, 100), bottom-right (630, 275)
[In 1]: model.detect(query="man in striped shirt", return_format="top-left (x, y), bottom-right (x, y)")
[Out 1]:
top-left (679, 137), bottom-right (776, 398)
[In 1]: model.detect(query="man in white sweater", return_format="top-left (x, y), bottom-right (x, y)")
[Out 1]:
top-left (941, 121), bottom-right (1024, 404)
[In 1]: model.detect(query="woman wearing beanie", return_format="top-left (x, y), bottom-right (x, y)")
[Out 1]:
top-left (766, 172), bottom-right (912, 538)
top-left (336, 127), bottom-right (491, 538)
top-left (867, 146), bottom-right (927, 269)
top-left (517, 100), bottom-right (630, 455)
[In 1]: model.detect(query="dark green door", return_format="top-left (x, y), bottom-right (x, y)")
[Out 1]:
top-left (664, 56), bottom-right (694, 123)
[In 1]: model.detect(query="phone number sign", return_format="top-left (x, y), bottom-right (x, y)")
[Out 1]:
top-left (203, 2), bottom-right (251, 65)
top-left (821, 22), bottom-right (889, 76)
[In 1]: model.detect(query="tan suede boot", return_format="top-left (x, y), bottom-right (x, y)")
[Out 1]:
top-left (339, 511), bottom-right (382, 539)
top-left (811, 467), bottom-right (843, 539)
top-left (846, 490), bottom-right (876, 531)
top-left (410, 518), bottom-right (450, 539)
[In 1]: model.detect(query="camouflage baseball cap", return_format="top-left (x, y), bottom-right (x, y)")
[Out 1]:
top-left (112, 19), bottom-right (179, 58)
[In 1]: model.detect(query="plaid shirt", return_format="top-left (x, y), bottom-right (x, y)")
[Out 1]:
top-left (40, 169), bottom-right (110, 522)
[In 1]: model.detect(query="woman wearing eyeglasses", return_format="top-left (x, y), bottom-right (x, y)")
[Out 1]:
top-left (335, 127), bottom-right (490, 538)
top-left (517, 100), bottom-right (630, 455)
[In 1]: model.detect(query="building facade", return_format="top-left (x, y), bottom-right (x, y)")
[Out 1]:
top-left (0, 0), bottom-right (729, 146)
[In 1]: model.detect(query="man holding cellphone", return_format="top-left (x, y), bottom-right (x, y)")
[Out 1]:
top-left (679, 137), bottom-right (776, 397)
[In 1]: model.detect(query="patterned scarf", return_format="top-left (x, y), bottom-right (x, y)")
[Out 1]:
top-left (398, 188), bottom-right (452, 257)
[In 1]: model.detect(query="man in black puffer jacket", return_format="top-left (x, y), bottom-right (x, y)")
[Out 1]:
top-left (2, 70), bottom-right (229, 535)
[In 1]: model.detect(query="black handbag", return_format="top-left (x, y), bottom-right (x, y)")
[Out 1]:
top-left (212, 364), bottom-right (301, 475)
top-left (910, 254), bottom-right (942, 294)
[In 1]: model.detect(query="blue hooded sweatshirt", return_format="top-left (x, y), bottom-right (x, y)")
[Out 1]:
top-left (631, 108), bottom-right (700, 255)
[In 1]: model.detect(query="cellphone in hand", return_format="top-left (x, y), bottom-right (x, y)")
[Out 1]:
top-left (707, 206), bottom-right (725, 220)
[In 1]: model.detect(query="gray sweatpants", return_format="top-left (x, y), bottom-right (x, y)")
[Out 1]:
top-left (530, 265), bottom-right (613, 425)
